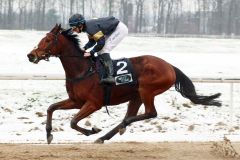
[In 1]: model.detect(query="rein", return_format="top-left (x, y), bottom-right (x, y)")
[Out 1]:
top-left (58, 54), bottom-right (96, 83)
top-left (45, 31), bottom-right (96, 83)
top-left (65, 61), bottom-right (96, 83)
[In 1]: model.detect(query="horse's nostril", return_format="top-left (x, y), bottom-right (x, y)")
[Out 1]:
top-left (27, 54), bottom-right (36, 62)
top-left (27, 54), bottom-right (34, 59)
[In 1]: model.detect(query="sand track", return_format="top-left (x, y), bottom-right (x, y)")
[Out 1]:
top-left (1, 142), bottom-right (240, 160)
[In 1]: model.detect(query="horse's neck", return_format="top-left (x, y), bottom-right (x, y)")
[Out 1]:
top-left (60, 47), bottom-right (89, 79)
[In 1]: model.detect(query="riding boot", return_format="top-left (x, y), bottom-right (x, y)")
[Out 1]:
top-left (99, 53), bottom-right (115, 84)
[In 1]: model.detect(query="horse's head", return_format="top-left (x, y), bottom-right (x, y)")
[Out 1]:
top-left (27, 24), bottom-right (64, 64)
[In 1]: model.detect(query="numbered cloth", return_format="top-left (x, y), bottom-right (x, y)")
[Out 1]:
top-left (97, 58), bottom-right (137, 86)
top-left (112, 58), bottom-right (137, 85)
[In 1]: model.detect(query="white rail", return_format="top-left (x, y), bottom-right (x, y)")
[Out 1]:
top-left (0, 74), bottom-right (240, 83)
top-left (191, 78), bottom-right (240, 83)
top-left (0, 74), bottom-right (64, 80)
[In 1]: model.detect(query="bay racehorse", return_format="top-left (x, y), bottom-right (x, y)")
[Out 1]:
top-left (27, 24), bottom-right (221, 144)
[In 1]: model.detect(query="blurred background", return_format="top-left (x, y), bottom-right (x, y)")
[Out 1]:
top-left (0, 0), bottom-right (240, 37)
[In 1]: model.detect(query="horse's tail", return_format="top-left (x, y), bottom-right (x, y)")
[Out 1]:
top-left (173, 66), bottom-right (222, 107)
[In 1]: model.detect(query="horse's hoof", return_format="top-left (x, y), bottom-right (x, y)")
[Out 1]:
top-left (119, 127), bottom-right (126, 135)
top-left (47, 134), bottom-right (53, 144)
top-left (94, 138), bottom-right (104, 144)
top-left (92, 127), bottom-right (102, 134)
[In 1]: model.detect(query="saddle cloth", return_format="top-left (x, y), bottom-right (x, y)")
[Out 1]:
top-left (97, 58), bottom-right (137, 86)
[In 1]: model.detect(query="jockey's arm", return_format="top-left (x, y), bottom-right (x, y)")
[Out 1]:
top-left (89, 37), bottom-right (105, 56)
top-left (83, 35), bottom-right (96, 50)
top-left (89, 31), bottom-right (105, 56)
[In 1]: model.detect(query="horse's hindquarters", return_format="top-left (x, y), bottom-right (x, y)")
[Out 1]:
top-left (130, 55), bottom-right (176, 96)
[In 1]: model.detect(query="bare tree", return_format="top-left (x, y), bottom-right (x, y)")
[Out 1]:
top-left (135, 0), bottom-right (145, 33)
top-left (202, 0), bottom-right (206, 34)
top-left (165, 0), bottom-right (173, 34)
top-left (135, 0), bottom-right (140, 32)
top-left (0, 0), bottom-right (4, 28)
top-left (89, 0), bottom-right (97, 18)
top-left (18, 0), bottom-right (26, 29)
top-left (82, 0), bottom-right (85, 16)
top-left (140, 0), bottom-right (145, 32)
top-left (216, 0), bottom-right (223, 34)
top-left (120, 0), bottom-right (128, 25)
top-left (70, 0), bottom-right (74, 15)
top-left (234, 1), bottom-right (240, 34)
top-left (7, 0), bottom-right (14, 29)
top-left (156, 0), bottom-right (165, 33)
top-left (173, 0), bottom-right (182, 34)
top-left (34, 0), bottom-right (42, 29)
top-left (73, 0), bottom-right (85, 16)
top-left (41, 0), bottom-right (46, 29)
top-left (227, 0), bottom-right (235, 35)
top-left (26, 0), bottom-right (34, 29)
top-left (196, 0), bottom-right (201, 34)
top-left (119, 1), bottom-right (134, 31)
top-left (107, 0), bottom-right (114, 16)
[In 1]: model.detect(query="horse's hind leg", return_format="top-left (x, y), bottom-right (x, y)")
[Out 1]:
top-left (95, 95), bottom-right (142, 144)
top-left (46, 99), bottom-right (76, 144)
top-left (118, 91), bottom-right (157, 133)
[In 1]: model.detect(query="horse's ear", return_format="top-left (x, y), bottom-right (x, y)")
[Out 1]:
top-left (56, 24), bottom-right (62, 33)
top-left (50, 24), bottom-right (58, 32)
top-left (54, 23), bottom-right (59, 30)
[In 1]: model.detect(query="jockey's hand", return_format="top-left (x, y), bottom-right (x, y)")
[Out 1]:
top-left (84, 52), bottom-right (91, 57)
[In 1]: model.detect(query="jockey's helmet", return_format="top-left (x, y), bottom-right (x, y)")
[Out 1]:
top-left (69, 14), bottom-right (85, 27)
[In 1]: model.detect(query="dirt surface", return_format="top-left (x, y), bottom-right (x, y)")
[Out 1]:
top-left (0, 142), bottom-right (240, 160)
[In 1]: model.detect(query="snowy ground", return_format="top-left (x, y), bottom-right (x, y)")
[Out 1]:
top-left (0, 30), bottom-right (240, 143)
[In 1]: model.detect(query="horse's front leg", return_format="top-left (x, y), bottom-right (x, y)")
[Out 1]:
top-left (70, 101), bottom-right (102, 136)
top-left (46, 99), bottom-right (76, 144)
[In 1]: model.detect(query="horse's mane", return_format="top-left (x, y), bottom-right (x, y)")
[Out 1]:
top-left (61, 28), bottom-right (82, 51)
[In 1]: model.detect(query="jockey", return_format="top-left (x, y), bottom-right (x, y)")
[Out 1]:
top-left (69, 14), bottom-right (128, 84)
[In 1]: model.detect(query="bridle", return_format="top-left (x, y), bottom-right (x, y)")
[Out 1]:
top-left (34, 32), bottom-right (60, 61)
top-left (32, 29), bottom-right (95, 82)
top-left (35, 30), bottom-right (86, 61)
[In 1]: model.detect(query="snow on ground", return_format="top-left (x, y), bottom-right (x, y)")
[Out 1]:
top-left (0, 30), bottom-right (240, 143)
